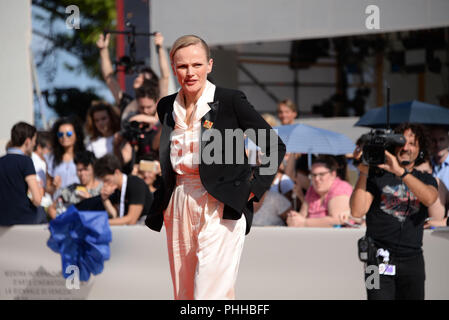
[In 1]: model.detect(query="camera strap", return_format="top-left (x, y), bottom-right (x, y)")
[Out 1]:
top-left (119, 174), bottom-right (128, 218)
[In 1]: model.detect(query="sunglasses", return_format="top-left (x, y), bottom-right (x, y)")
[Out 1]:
top-left (57, 131), bottom-right (74, 138)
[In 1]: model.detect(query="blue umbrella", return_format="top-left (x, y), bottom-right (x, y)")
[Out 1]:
top-left (355, 100), bottom-right (449, 128)
top-left (273, 124), bottom-right (355, 155)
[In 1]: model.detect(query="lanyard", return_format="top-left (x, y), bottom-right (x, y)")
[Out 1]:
top-left (119, 174), bottom-right (128, 218)
top-left (7, 148), bottom-right (25, 155)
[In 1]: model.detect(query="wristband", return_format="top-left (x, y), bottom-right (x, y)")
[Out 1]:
top-left (399, 168), bottom-right (410, 179)
top-left (359, 172), bottom-right (368, 178)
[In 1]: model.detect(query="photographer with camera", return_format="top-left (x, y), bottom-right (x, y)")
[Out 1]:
top-left (96, 31), bottom-right (170, 116)
top-left (350, 123), bottom-right (439, 300)
top-left (118, 80), bottom-right (162, 173)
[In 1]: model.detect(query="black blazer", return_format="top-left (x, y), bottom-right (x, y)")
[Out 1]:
top-left (145, 86), bottom-right (286, 234)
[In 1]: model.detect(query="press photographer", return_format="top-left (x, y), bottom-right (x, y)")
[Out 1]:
top-left (96, 30), bottom-right (169, 117)
top-left (117, 81), bottom-right (162, 173)
top-left (97, 29), bottom-right (167, 172)
top-left (350, 123), bottom-right (439, 300)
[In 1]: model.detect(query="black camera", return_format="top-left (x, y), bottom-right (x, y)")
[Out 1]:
top-left (357, 87), bottom-right (406, 166)
top-left (358, 236), bottom-right (377, 263)
top-left (360, 129), bottom-right (405, 165)
top-left (121, 120), bottom-right (149, 146)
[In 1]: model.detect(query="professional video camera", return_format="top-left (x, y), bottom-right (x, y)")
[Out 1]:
top-left (360, 129), bottom-right (405, 165)
top-left (104, 21), bottom-right (156, 75)
top-left (359, 87), bottom-right (406, 166)
top-left (121, 120), bottom-right (149, 146)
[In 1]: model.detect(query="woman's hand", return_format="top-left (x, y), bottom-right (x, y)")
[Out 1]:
top-left (76, 190), bottom-right (91, 199)
top-left (96, 33), bottom-right (110, 50)
top-left (153, 32), bottom-right (164, 48)
top-left (53, 176), bottom-right (62, 191)
top-left (338, 210), bottom-right (350, 224)
top-left (129, 114), bottom-right (158, 127)
top-left (133, 74), bottom-right (145, 90)
top-left (154, 161), bottom-right (161, 175)
top-left (286, 210), bottom-right (306, 227)
top-left (121, 142), bottom-right (133, 164)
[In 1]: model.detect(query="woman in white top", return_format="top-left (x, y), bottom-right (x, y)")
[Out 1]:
top-left (85, 101), bottom-right (121, 158)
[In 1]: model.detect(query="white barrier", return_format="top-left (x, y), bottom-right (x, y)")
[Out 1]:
top-left (0, 225), bottom-right (448, 299)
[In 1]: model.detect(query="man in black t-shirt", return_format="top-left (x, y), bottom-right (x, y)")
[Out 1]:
top-left (351, 123), bottom-right (439, 300)
top-left (93, 154), bottom-right (153, 225)
top-left (365, 170), bottom-right (438, 257)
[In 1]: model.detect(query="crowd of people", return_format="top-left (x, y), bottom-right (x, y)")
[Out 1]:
top-left (252, 121), bottom-right (449, 232)
top-left (0, 33), bottom-right (448, 231)
top-left (0, 32), bottom-right (168, 226)
top-left (2, 102), bottom-right (448, 230)
top-left (1, 31), bottom-right (449, 300)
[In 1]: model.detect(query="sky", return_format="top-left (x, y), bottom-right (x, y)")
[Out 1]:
top-left (31, 5), bottom-right (114, 130)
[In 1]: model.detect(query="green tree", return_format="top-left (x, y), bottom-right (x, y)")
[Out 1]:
top-left (32, 0), bottom-right (116, 79)
top-left (32, 0), bottom-right (116, 121)
top-left (43, 87), bottom-right (102, 122)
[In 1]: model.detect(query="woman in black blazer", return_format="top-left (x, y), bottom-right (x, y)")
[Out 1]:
top-left (145, 35), bottom-right (285, 300)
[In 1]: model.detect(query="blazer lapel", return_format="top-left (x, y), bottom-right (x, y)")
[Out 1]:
top-left (200, 100), bottom-right (220, 151)
top-left (160, 106), bottom-right (175, 179)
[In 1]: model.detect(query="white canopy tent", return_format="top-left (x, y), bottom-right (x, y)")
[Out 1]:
top-left (152, 0), bottom-right (449, 46)
top-left (2, 1), bottom-right (449, 153)
top-left (151, 0), bottom-right (449, 120)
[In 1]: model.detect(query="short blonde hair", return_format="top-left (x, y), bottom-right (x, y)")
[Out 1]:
top-left (262, 113), bottom-right (279, 127)
top-left (169, 35), bottom-right (211, 63)
top-left (277, 99), bottom-right (298, 114)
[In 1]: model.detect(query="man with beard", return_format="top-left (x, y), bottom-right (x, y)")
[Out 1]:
top-left (350, 123), bottom-right (439, 300)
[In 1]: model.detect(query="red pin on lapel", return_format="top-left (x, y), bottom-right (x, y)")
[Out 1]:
top-left (203, 120), bottom-right (213, 129)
